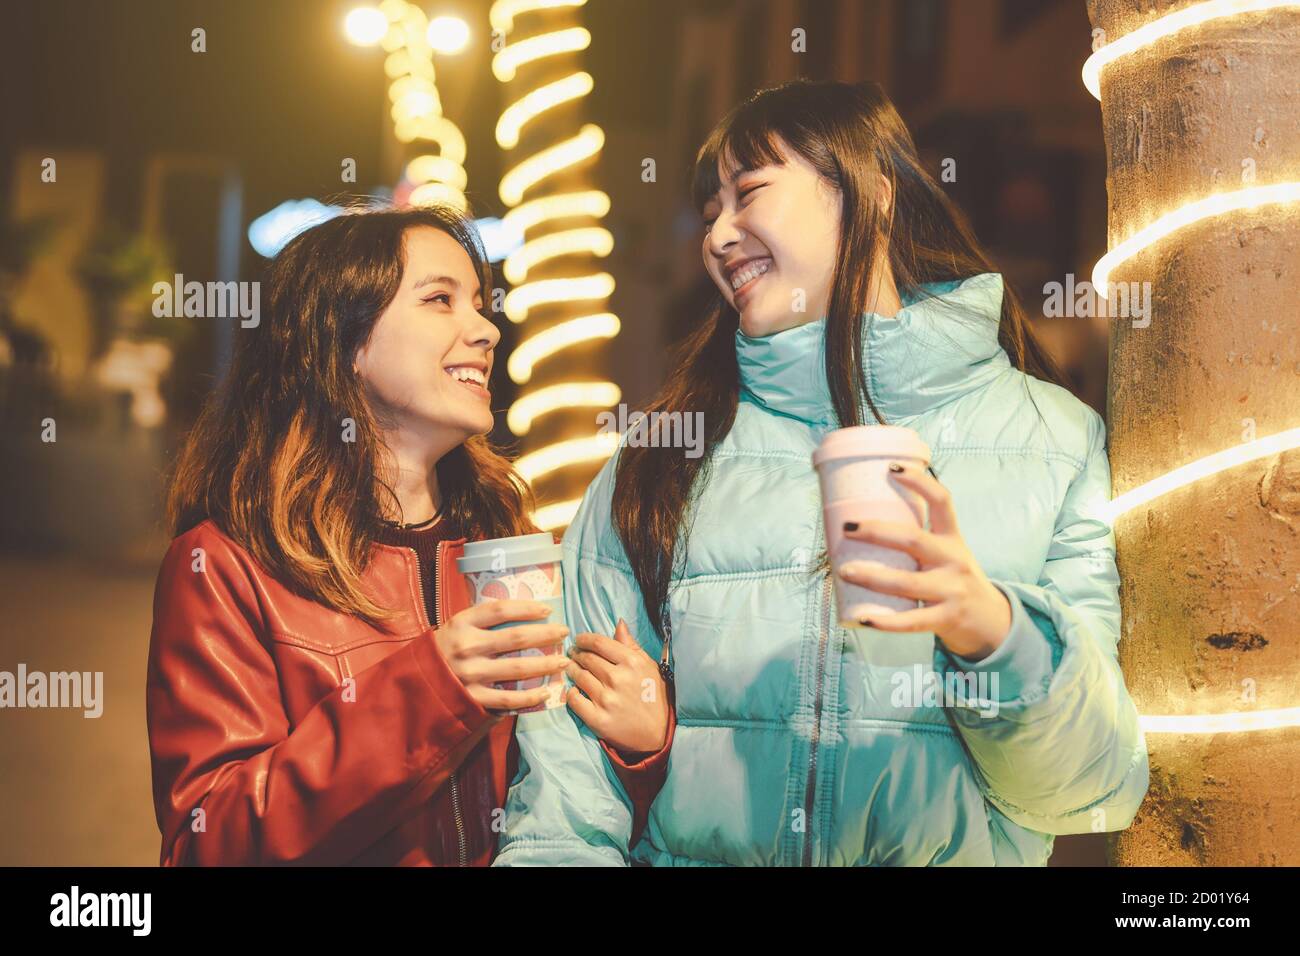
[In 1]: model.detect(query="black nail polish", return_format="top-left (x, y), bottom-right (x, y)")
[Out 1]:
top-left (843, 521), bottom-right (858, 531)
top-left (859, 618), bottom-right (874, 627)
top-left (888, 462), bottom-right (905, 473)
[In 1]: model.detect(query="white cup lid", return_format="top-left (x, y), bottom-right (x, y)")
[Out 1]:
top-left (812, 425), bottom-right (931, 468)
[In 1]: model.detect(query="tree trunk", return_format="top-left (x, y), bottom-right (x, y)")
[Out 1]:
top-left (1088, 0), bottom-right (1300, 865)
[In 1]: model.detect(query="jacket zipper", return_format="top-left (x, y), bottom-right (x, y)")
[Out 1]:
top-left (410, 541), bottom-right (469, 867)
top-left (801, 572), bottom-right (833, 866)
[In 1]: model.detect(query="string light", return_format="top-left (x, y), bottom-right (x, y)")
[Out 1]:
top-left (1082, 1), bottom-right (1300, 296)
top-left (514, 432), bottom-right (622, 484)
top-left (1081, 0), bottom-right (1300, 99)
top-left (502, 272), bottom-right (615, 323)
top-left (1141, 707), bottom-right (1300, 735)
top-left (403, 155), bottom-right (467, 192)
top-left (492, 27), bottom-right (592, 82)
top-left (502, 190), bottom-right (611, 235)
top-left (507, 313), bottom-right (621, 384)
top-left (1099, 426), bottom-right (1300, 525)
top-left (499, 124), bottom-right (605, 206)
top-left (497, 72), bottom-right (594, 149)
top-left (1093, 182), bottom-right (1300, 296)
top-left (492, 0), bottom-right (619, 530)
top-left (347, 3), bottom-right (470, 211)
top-left (490, 0), bottom-right (588, 33)
top-left (504, 226), bottom-right (613, 284)
top-left (507, 381), bottom-right (621, 434)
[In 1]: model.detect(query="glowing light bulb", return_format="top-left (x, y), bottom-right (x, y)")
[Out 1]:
top-left (426, 15), bottom-right (470, 54)
top-left (345, 6), bottom-right (389, 46)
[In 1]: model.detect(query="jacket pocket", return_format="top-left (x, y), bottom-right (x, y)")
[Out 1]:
top-left (270, 630), bottom-right (417, 724)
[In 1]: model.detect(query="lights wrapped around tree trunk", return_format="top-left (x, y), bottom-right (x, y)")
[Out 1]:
top-left (1089, 0), bottom-right (1300, 865)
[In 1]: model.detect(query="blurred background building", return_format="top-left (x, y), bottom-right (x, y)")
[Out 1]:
top-left (1, 0), bottom-right (1112, 865)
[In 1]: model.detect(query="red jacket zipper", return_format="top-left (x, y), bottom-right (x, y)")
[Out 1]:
top-left (410, 540), bottom-right (469, 867)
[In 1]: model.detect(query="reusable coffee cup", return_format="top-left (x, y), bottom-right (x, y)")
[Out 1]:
top-left (456, 532), bottom-right (567, 715)
top-left (812, 425), bottom-right (932, 628)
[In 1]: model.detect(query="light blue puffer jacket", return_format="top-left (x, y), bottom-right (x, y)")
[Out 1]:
top-left (495, 271), bottom-right (1150, 866)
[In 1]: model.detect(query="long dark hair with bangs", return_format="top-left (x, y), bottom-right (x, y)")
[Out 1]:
top-left (165, 203), bottom-right (537, 627)
top-left (612, 78), bottom-right (1068, 640)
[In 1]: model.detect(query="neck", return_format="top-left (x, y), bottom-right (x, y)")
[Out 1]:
top-left (376, 424), bottom-right (453, 525)
top-left (866, 259), bottom-right (903, 318)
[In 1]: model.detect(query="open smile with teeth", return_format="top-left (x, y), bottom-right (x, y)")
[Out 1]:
top-left (446, 365), bottom-right (489, 396)
top-left (729, 258), bottom-right (772, 296)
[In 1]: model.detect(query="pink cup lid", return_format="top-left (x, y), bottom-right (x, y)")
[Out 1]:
top-left (812, 425), bottom-right (931, 468)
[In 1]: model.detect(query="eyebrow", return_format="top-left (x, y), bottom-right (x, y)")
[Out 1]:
top-left (704, 167), bottom-right (758, 207)
top-left (413, 274), bottom-right (483, 299)
top-left (413, 274), bottom-right (457, 290)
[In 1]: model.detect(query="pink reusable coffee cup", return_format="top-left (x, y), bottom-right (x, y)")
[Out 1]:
top-left (456, 532), bottom-right (567, 715)
top-left (812, 425), bottom-right (931, 627)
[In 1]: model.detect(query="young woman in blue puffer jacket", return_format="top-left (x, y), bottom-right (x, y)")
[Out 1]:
top-left (495, 79), bottom-right (1150, 866)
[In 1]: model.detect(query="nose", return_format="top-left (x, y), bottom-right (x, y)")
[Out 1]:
top-left (466, 307), bottom-right (500, 352)
top-left (705, 206), bottom-right (744, 262)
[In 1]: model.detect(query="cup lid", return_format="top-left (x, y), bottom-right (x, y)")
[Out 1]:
top-left (457, 532), bottom-right (562, 574)
top-left (812, 425), bottom-right (931, 468)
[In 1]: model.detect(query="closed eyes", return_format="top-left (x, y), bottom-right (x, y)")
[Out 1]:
top-left (702, 182), bottom-right (766, 230)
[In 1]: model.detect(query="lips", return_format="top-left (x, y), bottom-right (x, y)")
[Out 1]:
top-left (728, 257), bottom-right (772, 306)
top-left (445, 365), bottom-right (490, 399)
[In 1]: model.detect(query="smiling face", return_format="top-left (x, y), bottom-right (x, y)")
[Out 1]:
top-left (352, 225), bottom-right (500, 452)
top-left (700, 136), bottom-right (843, 337)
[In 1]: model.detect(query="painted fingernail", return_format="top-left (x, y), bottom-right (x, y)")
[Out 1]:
top-left (888, 462), bottom-right (905, 473)
top-left (843, 521), bottom-right (859, 531)
top-left (859, 618), bottom-right (874, 626)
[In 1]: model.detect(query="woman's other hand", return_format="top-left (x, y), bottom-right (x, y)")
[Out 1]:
top-left (565, 619), bottom-right (670, 755)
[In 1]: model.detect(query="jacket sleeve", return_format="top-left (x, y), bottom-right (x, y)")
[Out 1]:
top-left (495, 448), bottom-right (671, 866)
top-left (933, 410), bottom-right (1150, 836)
top-left (600, 680), bottom-right (676, 847)
top-left (146, 527), bottom-right (496, 865)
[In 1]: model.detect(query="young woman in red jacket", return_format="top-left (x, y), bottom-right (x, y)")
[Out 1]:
top-left (146, 204), bottom-right (673, 865)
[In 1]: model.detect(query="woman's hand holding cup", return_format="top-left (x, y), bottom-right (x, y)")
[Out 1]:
top-left (837, 461), bottom-right (1012, 661)
top-left (434, 600), bottom-right (570, 713)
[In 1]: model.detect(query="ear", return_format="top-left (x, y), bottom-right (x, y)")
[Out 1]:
top-left (876, 172), bottom-right (893, 218)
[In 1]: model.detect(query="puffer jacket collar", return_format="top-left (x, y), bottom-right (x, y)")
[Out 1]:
top-left (735, 271), bottom-right (1012, 426)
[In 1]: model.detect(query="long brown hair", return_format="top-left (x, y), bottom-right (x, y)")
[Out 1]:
top-left (165, 203), bottom-right (537, 626)
top-left (614, 79), bottom-right (1068, 639)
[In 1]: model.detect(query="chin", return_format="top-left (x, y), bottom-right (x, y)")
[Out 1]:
top-left (464, 410), bottom-right (495, 437)
top-left (739, 312), bottom-right (779, 337)
top-left (436, 407), bottom-right (494, 443)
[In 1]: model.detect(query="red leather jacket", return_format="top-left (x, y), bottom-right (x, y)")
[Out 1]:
top-left (146, 518), bottom-right (674, 866)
